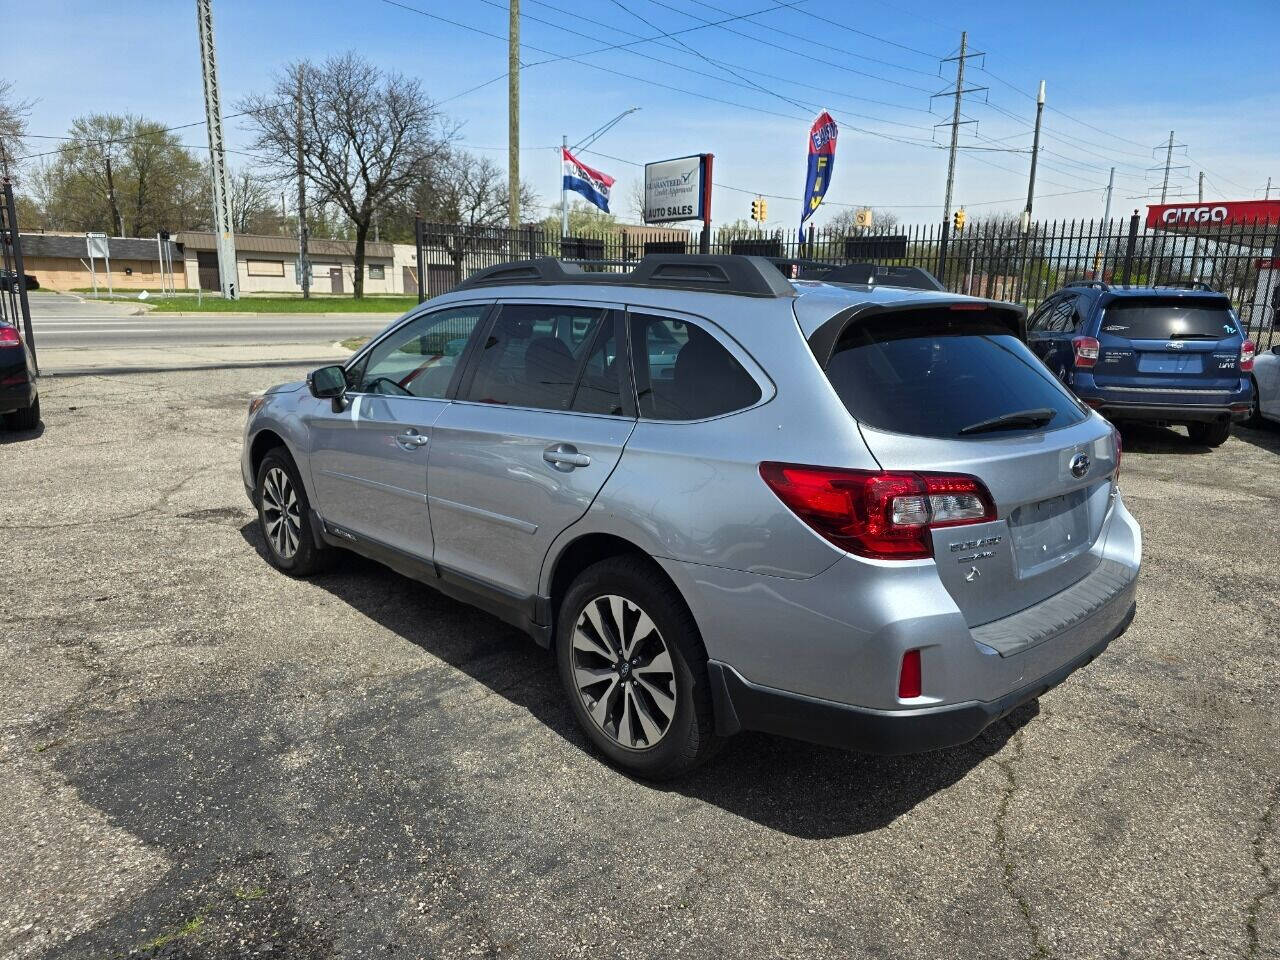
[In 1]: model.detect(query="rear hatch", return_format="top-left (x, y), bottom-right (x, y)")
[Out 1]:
top-left (1092, 296), bottom-right (1243, 396)
top-left (816, 305), bottom-right (1117, 627)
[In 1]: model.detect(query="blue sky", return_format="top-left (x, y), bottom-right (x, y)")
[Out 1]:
top-left (12, 0), bottom-right (1280, 229)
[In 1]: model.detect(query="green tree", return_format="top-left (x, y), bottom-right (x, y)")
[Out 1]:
top-left (33, 114), bottom-right (206, 235)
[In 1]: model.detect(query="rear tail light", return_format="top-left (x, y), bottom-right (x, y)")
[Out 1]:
top-left (1072, 335), bottom-right (1100, 369)
top-left (898, 649), bottom-right (922, 699)
top-left (0, 325), bottom-right (20, 346)
top-left (1241, 339), bottom-right (1256, 373)
top-left (759, 463), bottom-right (996, 560)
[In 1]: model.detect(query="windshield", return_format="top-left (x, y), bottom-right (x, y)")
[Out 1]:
top-left (1100, 299), bottom-right (1239, 340)
top-left (822, 313), bottom-right (1086, 439)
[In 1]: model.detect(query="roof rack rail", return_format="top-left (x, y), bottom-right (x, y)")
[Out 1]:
top-left (453, 255), bottom-right (795, 298)
top-left (1063, 279), bottom-right (1110, 291)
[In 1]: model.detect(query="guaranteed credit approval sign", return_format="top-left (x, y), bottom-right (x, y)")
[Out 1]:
top-left (644, 154), bottom-right (712, 224)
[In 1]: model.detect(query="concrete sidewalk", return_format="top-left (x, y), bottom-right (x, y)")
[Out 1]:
top-left (36, 341), bottom-right (353, 377)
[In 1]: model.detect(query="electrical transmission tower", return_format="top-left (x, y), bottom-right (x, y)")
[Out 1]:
top-left (196, 0), bottom-right (238, 300)
top-left (933, 32), bottom-right (987, 224)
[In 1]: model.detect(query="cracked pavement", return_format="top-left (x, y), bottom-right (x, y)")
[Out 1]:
top-left (2, 366), bottom-right (1278, 959)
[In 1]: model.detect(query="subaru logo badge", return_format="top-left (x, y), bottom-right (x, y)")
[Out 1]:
top-left (1070, 453), bottom-right (1090, 479)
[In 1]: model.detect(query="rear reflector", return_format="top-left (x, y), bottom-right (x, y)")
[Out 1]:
top-left (1241, 339), bottom-right (1256, 373)
top-left (759, 463), bottom-right (996, 560)
top-left (0, 325), bottom-right (20, 346)
top-left (1073, 335), bottom-right (1100, 369)
top-left (898, 649), bottom-right (922, 699)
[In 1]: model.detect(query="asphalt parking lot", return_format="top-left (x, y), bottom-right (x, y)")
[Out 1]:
top-left (2, 365), bottom-right (1278, 960)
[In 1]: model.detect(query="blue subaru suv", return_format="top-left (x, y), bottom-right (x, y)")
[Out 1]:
top-left (1026, 281), bottom-right (1255, 447)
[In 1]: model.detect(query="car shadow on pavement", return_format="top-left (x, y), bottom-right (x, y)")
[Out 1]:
top-left (0, 420), bottom-right (44, 443)
top-left (240, 523), bottom-right (1034, 841)
top-left (1232, 421), bottom-right (1280, 455)
top-left (1116, 422), bottom-right (1213, 454)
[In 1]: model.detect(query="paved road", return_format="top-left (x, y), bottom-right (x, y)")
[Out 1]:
top-left (26, 292), bottom-right (396, 348)
top-left (2, 367), bottom-right (1278, 960)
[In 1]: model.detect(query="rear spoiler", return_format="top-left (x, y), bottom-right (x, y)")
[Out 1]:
top-left (806, 299), bottom-right (1029, 369)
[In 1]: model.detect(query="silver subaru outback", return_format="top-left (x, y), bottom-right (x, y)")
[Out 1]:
top-left (242, 255), bottom-right (1140, 779)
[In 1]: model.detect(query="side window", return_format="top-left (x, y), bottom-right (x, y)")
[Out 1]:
top-left (463, 303), bottom-right (608, 411)
top-left (350, 304), bottom-right (486, 398)
top-left (570, 315), bottom-right (625, 416)
top-left (1027, 296), bottom-right (1058, 333)
top-left (629, 312), bottom-right (761, 421)
top-left (1046, 295), bottom-right (1078, 333)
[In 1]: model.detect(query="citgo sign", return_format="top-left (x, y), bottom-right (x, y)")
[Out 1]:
top-left (1146, 199), bottom-right (1280, 229)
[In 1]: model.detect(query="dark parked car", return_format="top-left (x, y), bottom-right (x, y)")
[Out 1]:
top-left (1, 271), bottom-right (38, 293)
top-left (0, 318), bottom-right (40, 430)
top-left (1026, 281), bottom-right (1254, 446)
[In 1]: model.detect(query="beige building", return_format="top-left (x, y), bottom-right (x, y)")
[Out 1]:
top-left (176, 232), bottom-right (399, 295)
top-left (19, 234), bottom-right (181, 291)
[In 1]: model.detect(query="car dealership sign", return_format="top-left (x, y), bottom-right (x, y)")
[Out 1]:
top-left (1147, 199), bottom-right (1280, 229)
top-left (644, 154), bottom-right (713, 225)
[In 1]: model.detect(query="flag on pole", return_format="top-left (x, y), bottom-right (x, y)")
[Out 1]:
top-left (562, 147), bottom-right (615, 213)
top-left (800, 111), bottom-right (839, 239)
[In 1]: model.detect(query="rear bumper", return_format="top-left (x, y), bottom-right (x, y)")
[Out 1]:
top-left (1088, 399), bottom-right (1249, 423)
top-left (709, 600), bottom-right (1135, 755)
top-left (0, 376), bottom-right (36, 414)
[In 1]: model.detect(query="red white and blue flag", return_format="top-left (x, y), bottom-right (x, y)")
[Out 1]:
top-left (800, 111), bottom-right (839, 237)
top-left (562, 147), bottom-right (615, 213)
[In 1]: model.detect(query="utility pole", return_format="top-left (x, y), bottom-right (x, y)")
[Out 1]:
top-left (196, 0), bottom-right (238, 299)
top-left (1021, 79), bottom-right (1045, 232)
top-left (1103, 166), bottom-right (1115, 221)
top-left (1159, 130), bottom-right (1175, 204)
top-left (295, 68), bottom-right (310, 300)
top-left (941, 31), bottom-right (967, 225)
top-left (1266, 177), bottom-right (1273, 200)
top-left (507, 0), bottom-right (520, 230)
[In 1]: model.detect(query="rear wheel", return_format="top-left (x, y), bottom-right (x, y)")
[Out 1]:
top-left (1187, 420), bottom-right (1230, 447)
top-left (556, 556), bottom-right (722, 779)
top-left (254, 448), bottom-right (334, 576)
top-left (1245, 377), bottom-right (1265, 428)
top-left (3, 394), bottom-right (40, 431)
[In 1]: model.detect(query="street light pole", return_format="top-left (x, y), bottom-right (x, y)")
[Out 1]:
top-left (1021, 80), bottom-right (1045, 232)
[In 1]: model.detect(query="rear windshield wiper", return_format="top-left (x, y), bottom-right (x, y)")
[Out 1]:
top-left (958, 407), bottom-right (1056, 436)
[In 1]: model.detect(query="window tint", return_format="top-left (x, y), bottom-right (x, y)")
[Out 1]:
top-left (570, 315), bottom-right (625, 416)
top-left (1099, 299), bottom-right (1240, 340)
top-left (463, 303), bottom-right (607, 410)
top-left (351, 304), bottom-right (486, 398)
top-left (823, 312), bottom-right (1086, 439)
top-left (629, 313), bottom-right (761, 420)
top-left (1042, 295), bottom-right (1077, 333)
top-left (1027, 297), bottom-right (1058, 332)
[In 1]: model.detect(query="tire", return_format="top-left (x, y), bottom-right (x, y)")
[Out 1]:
top-left (254, 448), bottom-right (335, 576)
top-left (556, 555), bottom-right (723, 779)
top-left (1245, 377), bottom-right (1265, 429)
top-left (1187, 420), bottom-right (1230, 447)
top-left (3, 394), bottom-right (40, 431)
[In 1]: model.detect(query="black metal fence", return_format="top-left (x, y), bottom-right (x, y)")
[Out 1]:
top-left (1, 177), bottom-right (36, 370)
top-left (418, 212), bottom-right (1280, 348)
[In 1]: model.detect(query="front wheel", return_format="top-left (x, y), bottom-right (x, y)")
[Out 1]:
top-left (556, 556), bottom-right (723, 779)
top-left (1187, 420), bottom-right (1230, 447)
top-left (254, 448), bottom-right (335, 576)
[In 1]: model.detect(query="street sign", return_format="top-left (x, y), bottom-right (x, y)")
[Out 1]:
top-left (86, 233), bottom-right (109, 258)
top-left (644, 155), bottom-right (711, 225)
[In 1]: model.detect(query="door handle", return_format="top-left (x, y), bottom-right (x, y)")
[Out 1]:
top-left (395, 429), bottom-right (430, 450)
top-left (543, 443), bottom-right (591, 470)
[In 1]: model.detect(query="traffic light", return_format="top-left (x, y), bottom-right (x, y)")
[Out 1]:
top-left (759, 198), bottom-right (767, 221)
top-left (953, 207), bottom-right (966, 232)
top-left (751, 197), bottom-right (765, 222)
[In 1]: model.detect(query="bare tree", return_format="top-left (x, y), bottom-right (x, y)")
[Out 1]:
top-left (240, 53), bottom-right (456, 297)
top-left (225, 166), bottom-right (280, 234)
top-left (825, 207), bottom-right (901, 235)
top-left (0, 79), bottom-right (32, 178)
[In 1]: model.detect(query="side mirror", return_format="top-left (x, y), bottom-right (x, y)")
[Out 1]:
top-left (308, 364), bottom-right (348, 399)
